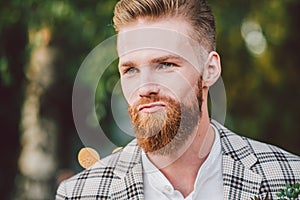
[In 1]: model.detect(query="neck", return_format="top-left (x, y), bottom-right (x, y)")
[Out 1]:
top-left (146, 112), bottom-right (215, 197)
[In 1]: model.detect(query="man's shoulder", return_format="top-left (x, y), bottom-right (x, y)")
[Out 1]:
top-left (61, 152), bottom-right (120, 184)
top-left (246, 136), bottom-right (299, 159)
top-left (56, 139), bottom-right (142, 199)
top-left (244, 136), bottom-right (300, 173)
top-left (212, 119), bottom-right (300, 194)
top-left (56, 151), bottom-right (121, 199)
top-left (245, 137), bottom-right (300, 188)
top-left (214, 119), bottom-right (300, 165)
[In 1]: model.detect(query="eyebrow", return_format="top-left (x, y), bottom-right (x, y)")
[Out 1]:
top-left (119, 55), bottom-right (183, 68)
top-left (150, 55), bottom-right (183, 64)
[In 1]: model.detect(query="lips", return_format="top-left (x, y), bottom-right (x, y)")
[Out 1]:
top-left (138, 102), bottom-right (166, 113)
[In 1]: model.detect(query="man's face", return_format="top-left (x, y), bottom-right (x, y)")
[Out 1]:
top-left (117, 17), bottom-right (207, 155)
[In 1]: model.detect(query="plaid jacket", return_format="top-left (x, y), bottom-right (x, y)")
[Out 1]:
top-left (56, 121), bottom-right (300, 199)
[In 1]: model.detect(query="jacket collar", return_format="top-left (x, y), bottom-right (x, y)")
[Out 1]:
top-left (110, 140), bottom-right (142, 178)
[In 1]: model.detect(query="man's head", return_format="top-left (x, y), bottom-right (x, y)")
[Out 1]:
top-left (114, 0), bottom-right (221, 156)
top-left (113, 0), bottom-right (216, 52)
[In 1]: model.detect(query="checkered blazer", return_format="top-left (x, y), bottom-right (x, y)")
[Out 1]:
top-left (56, 120), bottom-right (300, 199)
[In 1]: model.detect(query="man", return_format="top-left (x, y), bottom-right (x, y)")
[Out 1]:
top-left (56, 0), bottom-right (300, 199)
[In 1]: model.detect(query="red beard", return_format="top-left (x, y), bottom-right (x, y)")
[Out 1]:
top-left (128, 80), bottom-right (203, 156)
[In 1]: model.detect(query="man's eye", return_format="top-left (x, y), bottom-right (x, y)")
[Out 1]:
top-left (158, 62), bottom-right (176, 69)
top-left (124, 67), bottom-right (137, 74)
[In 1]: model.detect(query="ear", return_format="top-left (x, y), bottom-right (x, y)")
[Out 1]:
top-left (202, 51), bottom-right (221, 88)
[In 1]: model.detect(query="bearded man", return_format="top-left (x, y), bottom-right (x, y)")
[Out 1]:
top-left (56, 0), bottom-right (300, 199)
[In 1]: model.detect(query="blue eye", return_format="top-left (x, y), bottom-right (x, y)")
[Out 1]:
top-left (158, 62), bottom-right (175, 69)
top-left (124, 67), bottom-right (138, 74)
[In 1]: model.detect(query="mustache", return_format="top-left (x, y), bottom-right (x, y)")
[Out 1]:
top-left (129, 96), bottom-right (177, 112)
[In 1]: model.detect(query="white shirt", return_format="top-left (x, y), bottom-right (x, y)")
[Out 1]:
top-left (142, 124), bottom-right (224, 200)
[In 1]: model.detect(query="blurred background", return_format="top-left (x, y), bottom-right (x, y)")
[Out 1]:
top-left (0, 0), bottom-right (299, 199)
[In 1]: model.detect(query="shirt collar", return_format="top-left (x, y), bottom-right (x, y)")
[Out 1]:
top-left (141, 123), bottom-right (222, 196)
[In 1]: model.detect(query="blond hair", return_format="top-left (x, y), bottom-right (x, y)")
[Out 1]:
top-left (113, 0), bottom-right (216, 51)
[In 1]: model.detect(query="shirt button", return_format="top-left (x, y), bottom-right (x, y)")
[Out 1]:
top-left (164, 185), bottom-right (171, 192)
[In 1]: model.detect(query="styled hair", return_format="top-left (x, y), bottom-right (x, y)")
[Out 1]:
top-left (113, 0), bottom-right (216, 51)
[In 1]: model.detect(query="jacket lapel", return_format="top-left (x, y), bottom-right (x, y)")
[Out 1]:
top-left (109, 140), bottom-right (144, 200)
top-left (212, 120), bottom-right (263, 199)
top-left (222, 155), bottom-right (262, 199)
top-left (110, 163), bottom-right (144, 200)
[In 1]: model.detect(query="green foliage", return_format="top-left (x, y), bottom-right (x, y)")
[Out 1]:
top-left (276, 183), bottom-right (300, 200)
top-left (0, 57), bottom-right (11, 86)
top-left (251, 183), bottom-right (300, 200)
top-left (209, 0), bottom-right (300, 155)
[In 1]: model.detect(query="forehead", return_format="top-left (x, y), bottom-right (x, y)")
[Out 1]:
top-left (117, 18), bottom-right (208, 67)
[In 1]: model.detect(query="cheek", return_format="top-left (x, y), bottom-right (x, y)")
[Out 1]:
top-left (165, 74), bottom-right (198, 98)
top-left (120, 78), bottom-right (137, 106)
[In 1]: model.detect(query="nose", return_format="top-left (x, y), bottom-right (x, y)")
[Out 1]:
top-left (136, 66), bottom-right (160, 98)
top-left (138, 83), bottom-right (160, 98)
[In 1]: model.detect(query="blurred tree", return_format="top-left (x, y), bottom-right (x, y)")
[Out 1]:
top-left (0, 1), bottom-right (28, 199)
top-left (14, 27), bottom-right (61, 199)
top-left (10, 0), bottom-right (118, 198)
top-left (210, 0), bottom-right (300, 154)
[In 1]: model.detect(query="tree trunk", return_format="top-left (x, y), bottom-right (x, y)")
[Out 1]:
top-left (14, 28), bottom-right (58, 200)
